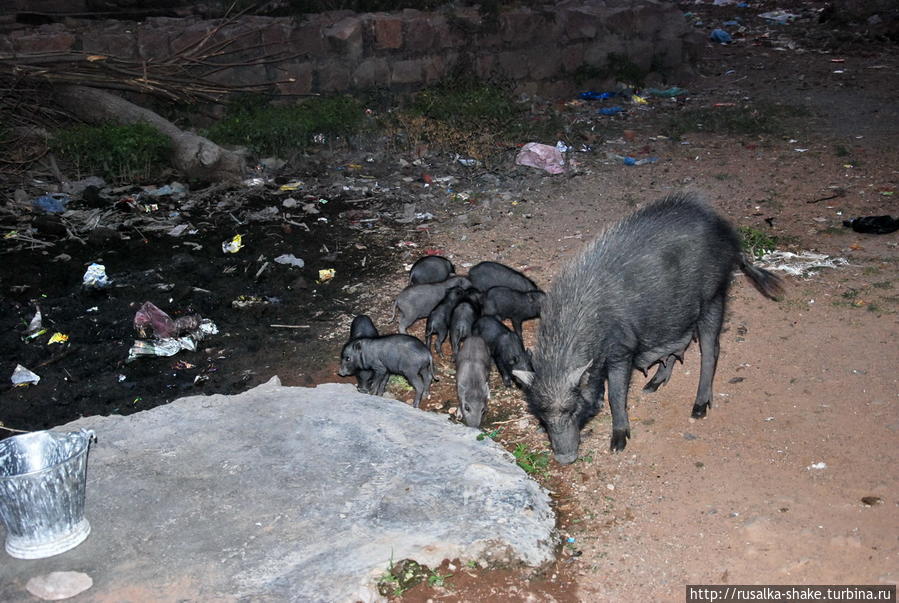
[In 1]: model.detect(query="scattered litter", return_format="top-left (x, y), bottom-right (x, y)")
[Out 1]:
top-left (607, 153), bottom-right (658, 166)
top-left (566, 536), bottom-right (576, 544)
top-left (246, 206), bottom-right (280, 222)
top-left (48, 332), bottom-right (69, 345)
top-left (759, 10), bottom-right (799, 25)
top-left (279, 180), bottom-right (304, 191)
top-left (842, 215), bottom-right (899, 235)
top-left (243, 177), bottom-right (266, 187)
top-left (222, 234), bottom-right (244, 253)
top-left (317, 268), bottom-right (336, 283)
top-left (11, 364), bottom-right (40, 386)
top-left (598, 106), bottom-right (624, 116)
top-left (167, 224), bottom-right (192, 237)
top-left (24, 305), bottom-right (43, 337)
top-left (515, 142), bottom-right (566, 175)
top-left (396, 241), bottom-right (418, 248)
top-left (759, 251), bottom-right (848, 277)
top-left (644, 87), bottom-right (688, 97)
top-left (145, 182), bottom-right (187, 198)
top-left (274, 253), bottom-right (305, 268)
top-left (82, 263), bottom-right (109, 288)
top-left (26, 571), bottom-right (93, 601)
top-left (631, 94), bottom-right (648, 105)
top-left (709, 29), bottom-right (733, 44)
top-left (579, 91), bottom-right (618, 100)
top-left (133, 301), bottom-right (202, 339)
top-left (807, 461), bottom-right (827, 470)
top-left (32, 193), bottom-right (70, 214)
top-left (457, 156), bottom-right (481, 167)
top-left (555, 141), bottom-right (571, 153)
top-left (127, 319), bottom-right (218, 362)
top-left (282, 197), bottom-right (298, 208)
top-left (861, 496), bottom-right (883, 506)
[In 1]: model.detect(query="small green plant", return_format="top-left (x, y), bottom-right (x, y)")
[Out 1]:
top-left (205, 95), bottom-right (364, 156)
top-left (377, 557), bottom-right (428, 597)
top-left (606, 52), bottom-right (647, 87)
top-left (834, 144), bottom-right (851, 157)
top-left (738, 226), bottom-right (778, 260)
top-left (52, 122), bottom-right (171, 184)
top-left (427, 570), bottom-right (453, 588)
top-left (512, 443), bottom-right (550, 475)
top-left (871, 281), bottom-right (893, 289)
top-left (662, 103), bottom-right (803, 140)
top-left (387, 374), bottom-right (413, 390)
top-left (841, 288), bottom-right (860, 300)
top-left (476, 427), bottom-right (502, 441)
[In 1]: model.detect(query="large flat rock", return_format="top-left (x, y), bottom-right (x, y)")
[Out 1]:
top-left (0, 379), bottom-right (555, 602)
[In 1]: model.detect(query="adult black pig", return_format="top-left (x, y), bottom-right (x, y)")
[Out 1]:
top-left (514, 193), bottom-right (784, 464)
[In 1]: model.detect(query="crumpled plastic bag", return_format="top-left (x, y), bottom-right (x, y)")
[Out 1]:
top-left (133, 301), bottom-right (201, 339)
top-left (127, 319), bottom-right (218, 362)
top-left (515, 142), bottom-right (567, 175)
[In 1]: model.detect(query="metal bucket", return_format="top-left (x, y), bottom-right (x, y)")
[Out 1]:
top-left (0, 429), bottom-right (95, 559)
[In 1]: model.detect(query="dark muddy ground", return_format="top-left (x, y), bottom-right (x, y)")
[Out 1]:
top-left (0, 174), bottom-right (416, 434)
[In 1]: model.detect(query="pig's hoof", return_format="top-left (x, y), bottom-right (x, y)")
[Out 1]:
top-left (642, 379), bottom-right (661, 393)
top-left (691, 402), bottom-right (710, 418)
top-left (609, 428), bottom-right (630, 452)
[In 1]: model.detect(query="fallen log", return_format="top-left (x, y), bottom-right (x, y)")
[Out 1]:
top-left (54, 84), bottom-right (245, 183)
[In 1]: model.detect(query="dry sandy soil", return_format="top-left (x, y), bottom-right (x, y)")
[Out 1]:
top-left (381, 7), bottom-right (899, 601)
top-left (2, 2), bottom-right (897, 601)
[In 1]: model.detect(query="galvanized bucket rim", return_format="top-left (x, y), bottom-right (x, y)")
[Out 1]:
top-left (0, 429), bottom-right (94, 481)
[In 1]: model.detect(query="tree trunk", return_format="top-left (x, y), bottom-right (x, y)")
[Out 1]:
top-left (55, 85), bottom-right (245, 183)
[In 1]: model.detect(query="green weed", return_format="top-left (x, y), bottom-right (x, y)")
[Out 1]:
top-left (606, 52), bottom-right (647, 87)
top-left (834, 144), bottom-right (851, 157)
top-left (477, 427), bottom-right (503, 441)
top-left (512, 443), bottom-right (550, 475)
top-left (871, 281), bottom-right (893, 289)
top-left (205, 95), bottom-right (364, 156)
top-left (52, 122), bottom-right (171, 184)
top-left (662, 103), bottom-right (803, 140)
top-left (738, 226), bottom-right (778, 259)
top-left (377, 557), bottom-right (428, 597)
top-left (427, 570), bottom-right (453, 588)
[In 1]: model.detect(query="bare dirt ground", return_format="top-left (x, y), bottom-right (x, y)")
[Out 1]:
top-left (2, 1), bottom-right (897, 601)
top-left (384, 5), bottom-right (899, 601)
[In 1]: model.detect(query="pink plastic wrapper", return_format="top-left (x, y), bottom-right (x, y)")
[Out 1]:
top-left (133, 301), bottom-right (200, 339)
top-left (515, 142), bottom-right (566, 175)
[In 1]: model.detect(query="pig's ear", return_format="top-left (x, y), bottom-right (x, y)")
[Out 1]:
top-left (565, 361), bottom-right (593, 389)
top-left (486, 384), bottom-right (491, 400)
top-left (351, 340), bottom-right (363, 351)
top-left (512, 370), bottom-right (534, 387)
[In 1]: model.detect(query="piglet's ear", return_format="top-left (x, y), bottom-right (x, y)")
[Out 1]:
top-left (351, 340), bottom-right (363, 351)
top-left (512, 370), bottom-right (534, 387)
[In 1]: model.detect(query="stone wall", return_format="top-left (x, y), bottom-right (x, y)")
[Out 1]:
top-left (2, 1), bottom-right (702, 98)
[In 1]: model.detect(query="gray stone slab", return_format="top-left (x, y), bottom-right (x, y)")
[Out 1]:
top-left (0, 379), bottom-right (555, 602)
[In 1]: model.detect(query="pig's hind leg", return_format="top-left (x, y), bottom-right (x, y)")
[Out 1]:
top-left (692, 295), bottom-right (725, 418)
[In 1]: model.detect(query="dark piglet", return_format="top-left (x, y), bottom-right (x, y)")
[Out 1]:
top-left (347, 315), bottom-right (378, 393)
top-left (425, 286), bottom-right (466, 357)
top-left (450, 300), bottom-right (479, 359)
top-left (338, 334), bottom-right (434, 408)
top-left (482, 286), bottom-right (545, 337)
top-left (468, 261), bottom-right (539, 293)
top-left (473, 316), bottom-right (532, 388)
top-left (410, 255), bottom-right (455, 285)
top-left (456, 336), bottom-right (492, 428)
top-left (392, 276), bottom-right (471, 334)
top-left (514, 193), bottom-right (784, 464)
